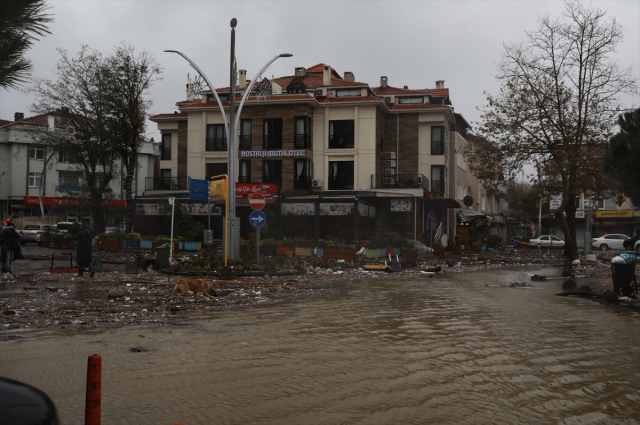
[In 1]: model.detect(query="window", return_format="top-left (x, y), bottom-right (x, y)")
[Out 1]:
top-left (597, 197), bottom-right (615, 209)
top-left (431, 165), bottom-right (444, 194)
top-left (329, 120), bottom-right (355, 149)
top-left (206, 124), bottom-right (227, 151)
top-left (294, 117), bottom-right (311, 148)
top-left (67, 126), bottom-right (74, 134)
top-left (206, 163), bottom-right (227, 180)
top-left (289, 82), bottom-right (305, 94)
top-left (457, 183), bottom-right (466, 200)
top-left (239, 160), bottom-right (251, 183)
top-left (239, 119), bottom-right (251, 150)
top-left (28, 172), bottom-right (42, 187)
top-left (262, 160), bottom-right (282, 190)
top-left (398, 97), bottom-right (424, 104)
top-left (431, 126), bottom-right (444, 155)
top-left (294, 159), bottom-right (311, 190)
top-left (58, 173), bottom-right (83, 187)
top-left (59, 150), bottom-right (79, 163)
top-left (456, 149), bottom-right (466, 170)
top-left (158, 169), bottom-right (172, 190)
top-left (161, 133), bottom-right (171, 160)
top-left (336, 89), bottom-right (360, 97)
top-left (29, 146), bottom-right (44, 160)
top-left (263, 119), bottom-right (282, 149)
top-left (207, 94), bottom-right (229, 103)
top-left (481, 194), bottom-right (486, 210)
top-left (328, 161), bottom-right (354, 190)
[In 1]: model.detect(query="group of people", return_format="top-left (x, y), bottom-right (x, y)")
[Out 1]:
top-left (0, 218), bottom-right (95, 277)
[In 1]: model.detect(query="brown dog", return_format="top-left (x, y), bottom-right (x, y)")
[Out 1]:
top-left (166, 276), bottom-right (216, 303)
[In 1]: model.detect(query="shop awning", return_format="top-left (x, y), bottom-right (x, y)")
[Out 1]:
top-left (457, 209), bottom-right (492, 226)
top-left (444, 198), bottom-right (461, 208)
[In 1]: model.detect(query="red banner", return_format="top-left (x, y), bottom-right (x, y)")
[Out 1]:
top-left (23, 196), bottom-right (126, 208)
top-left (235, 183), bottom-right (277, 198)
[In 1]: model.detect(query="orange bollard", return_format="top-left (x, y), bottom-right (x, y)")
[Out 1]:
top-left (85, 354), bottom-right (102, 425)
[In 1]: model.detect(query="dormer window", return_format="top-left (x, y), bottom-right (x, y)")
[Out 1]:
top-left (67, 126), bottom-right (74, 133)
top-left (398, 97), bottom-right (424, 104)
top-left (336, 89), bottom-right (360, 98)
top-left (207, 94), bottom-right (229, 103)
top-left (289, 82), bottom-right (305, 94)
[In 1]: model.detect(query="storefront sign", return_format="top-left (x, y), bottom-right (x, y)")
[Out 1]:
top-left (358, 203), bottom-right (375, 218)
top-left (550, 195), bottom-right (562, 210)
top-left (390, 199), bottom-right (412, 212)
top-left (595, 210), bottom-right (633, 218)
top-left (320, 203), bottom-right (354, 216)
top-left (240, 150), bottom-right (306, 158)
top-left (235, 183), bottom-right (277, 197)
top-left (136, 203), bottom-right (221, 216)
top-left (282, 203), bottom-right (315, 216)
top-left (23, 196), bottom-right (126, 208)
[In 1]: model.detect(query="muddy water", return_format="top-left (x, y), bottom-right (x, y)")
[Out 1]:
top-left (2, 269), bottom-right (640, 424)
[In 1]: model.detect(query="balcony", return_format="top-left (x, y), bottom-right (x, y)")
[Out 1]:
top-left (371, 174), bottom-right (429, 190)
top-left (294, 134), bottom-right (311, 149)
top-left (431, 179), bottom-right (444, 195)
top-left (239, 135), bottom-right (251, 150)
top-left (206, 138), bottom-right (227, 152)
top-left (263, 135), bottom-right (282, 149)
top-left (328, 175), bottom-right (354, 190)
top-left (329, 135), bottom-right (355, 149)
top-left (161, 147), bottom-right (171, 160)
top-left (145, 177), bottom-right (189, 191)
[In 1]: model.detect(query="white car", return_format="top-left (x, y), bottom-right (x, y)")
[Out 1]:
top-left (529, 235), bottom-right (565, 247)
top-left (592, 234), bottom-right (630, 250)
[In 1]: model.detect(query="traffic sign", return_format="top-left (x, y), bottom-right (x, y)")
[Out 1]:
top-left (249, 193), bottom-right (266, 210)
top-left (426, 211), bottom-right (436, 222)
top-left (249, 210), bottom-right (266, 228)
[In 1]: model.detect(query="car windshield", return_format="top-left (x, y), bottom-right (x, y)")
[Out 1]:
top-left (24, 225), bottom-right (41, 230)
top-left (56, 223), bottom-right (72, 230)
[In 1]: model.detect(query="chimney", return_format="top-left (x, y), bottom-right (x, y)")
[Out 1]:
top-left (186, 82), bottom-right (193, 101)
top-left (344, 72), bottom-right (355, 82)
top-left (239, 69), bottom-right (247, 89)
top-left (14, 112), bottom-right (24, 122)
top-left (295, 67), bottom-right (306, 78)
top-left (323, 64), bottom-right (331, 86)
top-left (435, 80), bottom-right (445, 89)
top-left (380, 76), bottom-right (388, 88)
top-left (47, 115), bottom-right (55, 131)
top-left (403, 85), bottom-right (408, 90)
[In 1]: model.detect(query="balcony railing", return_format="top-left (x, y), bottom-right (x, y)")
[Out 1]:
top-left (431, 140), bottom-right (444, 155)
top-left (263, 135), bottom-right (282, 149)
top-left (294, 134), bottom-right (311, 149)
top-left (262, 175), bottom-right (281, 191)
top-left (161, 147), bottom-right (171, 160)
top-left (371, 174), bottom-right (429, 190)
top-left (205, 138), bottom-right (227, 152)
top-left (239, 135), bottom-right (251, 150)
top-left (238, 175), bottom-right (251, 183)
top-left (431, 179), bottom-right (444, 194)
top-left (145, 177), bottom-right (189, 191)
top-left (329, 135), bottom-right (354, 149)
top-left (294, 175), bottom-right (311, 190)
top-left (328, 175), bottom-right (354, 190)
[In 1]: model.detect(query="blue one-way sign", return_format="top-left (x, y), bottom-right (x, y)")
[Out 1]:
top-left (249, 210), bottom-right (266, 228)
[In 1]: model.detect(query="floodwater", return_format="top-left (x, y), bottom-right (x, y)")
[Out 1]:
top-left (2, 268), bottom-right (640, 425)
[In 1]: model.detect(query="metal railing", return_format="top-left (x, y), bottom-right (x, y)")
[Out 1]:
top-left (161, 147), bottom-right (171, 160)
top-left (239, 135), bottom-right (251, 150)
top-left (263, 135), bottom-right (282, 149)
top-left (431, 139), bottom-right (444, 155)
top-left (205, 138), bottom-right (227, 151)
top-left (371, 174), bottom-right (428, 190)
top-left (238, 175), bottom-right (251, 183)
top-left (434, 222), bottom-right (443, 246)
top-left (145, 177), bottom-right (189, 191)
top-left (431, 179), bottom-right (444, 194)
top-left (328, 175), bottom-right (354, 190)
top-left (262, 175), bottom-right (281, 190)
top-left (329, 135), bottom-right (354, 149)
top-left (294, 175), bottom-right (311, 190)
top-left (294, 134), bottom-right (311, 149)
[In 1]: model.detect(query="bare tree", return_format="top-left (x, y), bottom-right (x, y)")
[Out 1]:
top-left (470, 1), bottom-right (637, 275)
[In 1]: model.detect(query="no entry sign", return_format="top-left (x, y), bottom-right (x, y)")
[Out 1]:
top-left (249, 193), bottom-right (266, 210)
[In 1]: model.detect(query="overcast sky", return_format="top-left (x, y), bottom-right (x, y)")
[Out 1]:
top-left (1, 0), bottom-right (638, 145)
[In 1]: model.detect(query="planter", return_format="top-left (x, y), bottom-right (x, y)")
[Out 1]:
top-left (196, 242), bottom-right (202, 250)
top-left (54, 237), bottom-right (76, 248)
top-left (323, 249), bottom-right (357, 262)
top-left (315, 248), bottom-right (324, 257)
top-left (472, 243), bottom-right (481, 252)
top-left (140, 240), bottom-right (153, 249)
top-left (124, 239), bottom-right (140, 248)
top-left (433, 246), bottom-right (444, 256)
top-left (97, 239), bottom-right (123, 250)
top-left (394, 248), bottom-right (402, 256)
top-left (295, 247), bottom-right (313, 256)
top-left (276, 246), bottom-right (294, 255)
top-left (366, 248), bottom-right (381, 258)
top-left (183, 242), bottom-right (198, 251)
top-left (152, 241), bottom-right (178, 254)
top-left (43, 236), bottom-right (51, 245)
top-left (259, 245), bottom-right (277, 256)
top-left (401, 249), bottom-right (418, 260)
top-left (451, 245), bottom-right (462, 255)
top-left (385, 248), bottom-right (395, 257)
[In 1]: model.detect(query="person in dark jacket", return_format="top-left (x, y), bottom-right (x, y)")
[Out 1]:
top-left (1, 219), bottom-right (23, 273)
top-left (67, 222), bottom-right (94, 277)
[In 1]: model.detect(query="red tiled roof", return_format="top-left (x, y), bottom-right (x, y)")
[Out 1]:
top-left (150, 113), bottom-right (188, 120)
top-left (305, 63), bottom-right (341, 78)
top-left (372, 86), bottom-right (449, 96)
top-left (1, 113), bottom-right (73, 128)
top-left (317, 96), bottom-right (382, 104)
top-left (0, 119), bottom-right (12, 127)
top-left (178, 94), bottom-right (315, 109)
top-left (388, 104), bottom-right (452, 111)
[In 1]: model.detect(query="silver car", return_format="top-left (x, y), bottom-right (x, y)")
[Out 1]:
top-left (592, 234), bottom-right (630, 250)
top-left (18, 224), bottom-right (56, 245)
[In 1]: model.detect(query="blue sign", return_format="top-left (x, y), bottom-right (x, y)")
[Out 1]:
top-left (427, 211), bottom-right (436, 222)
top-left (190, 179), bottom-right (210, 201)
top-left (249, 210), bottom-right (266, 228)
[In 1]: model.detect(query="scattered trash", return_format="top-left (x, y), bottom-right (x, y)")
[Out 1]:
top-left (129, 347), bottom-right (149, 353)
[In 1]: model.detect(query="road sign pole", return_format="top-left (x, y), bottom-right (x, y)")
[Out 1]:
top-left (256, 227), bottom-right (260, 264)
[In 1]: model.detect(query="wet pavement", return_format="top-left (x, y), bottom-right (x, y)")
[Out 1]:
top-left (2, 265), bottom-right (640, 424)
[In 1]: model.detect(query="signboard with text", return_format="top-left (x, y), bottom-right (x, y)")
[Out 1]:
top-left (595, 210), bottom-right (633, 218)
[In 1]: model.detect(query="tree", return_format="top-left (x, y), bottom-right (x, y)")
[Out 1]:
top-left (602, 108), bottom-right (640, 207)
top-left (0, 0), bottom-right (52, 90)
top-left (470, 1), bottom-right (637, 275)
top-left (506, 182), bottom-right (547, 225)
top-left (103, 44), bottom-right (162, 232)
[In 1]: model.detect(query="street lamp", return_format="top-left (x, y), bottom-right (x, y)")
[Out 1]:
top-left (165, 19), bottom-right (292, 258)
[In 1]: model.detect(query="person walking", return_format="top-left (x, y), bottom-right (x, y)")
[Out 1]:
top-left (0, 218), bottom-right (23, 273)
top-left (67, 222), bottom-right (94, 277)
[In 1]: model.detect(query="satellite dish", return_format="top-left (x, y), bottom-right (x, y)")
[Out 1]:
top-left (463, 196), bottom-right (473, 207)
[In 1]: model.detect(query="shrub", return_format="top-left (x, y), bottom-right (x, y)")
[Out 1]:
top-left (141, 235), bottom-right (155, 241)
top-left (260, 239), bottom-right (277, 246)
top-left (281, 240), bottom-right (295, 247)
top-left (297, 239), bottom-right (316, 248)
top-left (155, 235), bottom-right (171, 243)
top-left (369, 233), bottom-right (410, 249)
top-left (318, 240), bottom-right (336, 248)
top-left (185, 231), bottom-right (195, 242)
top-left (126, 233), bottom-right (141, 240)
top-left (96, 232), bottom-right (108, 240)
top-left (110, 231), bottom-right (128, 241)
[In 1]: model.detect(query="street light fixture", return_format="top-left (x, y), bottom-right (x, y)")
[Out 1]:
top-left (165, 19), bottom-right (292, 258)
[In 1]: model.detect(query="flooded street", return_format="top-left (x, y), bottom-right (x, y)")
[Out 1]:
top-left (2, 268), bottom-right (640, 424)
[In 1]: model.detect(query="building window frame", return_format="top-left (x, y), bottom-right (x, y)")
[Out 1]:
top-left (328, 120), bottom-right (355, 149)
top-left (293, 159), bottom-right (311, 190)
top-left (28, 172), bottom-right (43, 188)
top-left (294, 116), bottom-right (311, 149)
top-left (29, 146), bottom-right (44, 160)
top-left (206, 124), bottom-right (227, 151)
top-left (262, 159), bottom-right (282, 190)
top-left (205, 163), bottom-right (227, 180)
top-left (398, 97), bottom-right (424, 104)
top-left (161, 133), bottom-right (171, 160)
top-left (263, 118), bottom-right (283, 149)
top-left (239, 119), bottom-right (252, 150)
top-left (328, 160), bottom-right (354, 190)
top-left (431, 126), bottom-right (445, 155)
top-left (431, 165), bottom-right (445, 194)
top-left (239, 159), bottom-right (251, 183)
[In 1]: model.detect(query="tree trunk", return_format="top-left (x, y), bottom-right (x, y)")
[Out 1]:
top-left (557, 189), bottom-right (578, 277)
top-left (91, 191), bottom-right (106, 234)
top-left (123, 153), bottom-right (137, 233)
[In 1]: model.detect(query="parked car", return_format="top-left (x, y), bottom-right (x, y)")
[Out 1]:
top-left (591, 234), bottom-right (630, 250)
top-left (18, 224), bottom-right (56, 245)
top-left (529, 235), bottom-right (565, 247)
top-left (105, 227), bottom-right (125, 234)
top-left (50, 222), bottom-right (74, 237)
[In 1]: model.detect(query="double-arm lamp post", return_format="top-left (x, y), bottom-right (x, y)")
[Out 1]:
top-left (165, 18), bottom-right (292, 258)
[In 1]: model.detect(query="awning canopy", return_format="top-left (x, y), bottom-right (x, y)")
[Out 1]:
top-left (444, 198), bottom-right (461, 208)
top-left (457, 208), bottom-right (492, 226)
